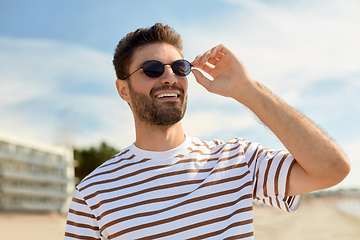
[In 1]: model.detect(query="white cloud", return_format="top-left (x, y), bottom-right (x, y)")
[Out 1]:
top-left (181, 0), bottom-right (360, 189)
top-left (183, 0), bottom-right (360, 95)
top-left (0, 0), bottom-right (359, 189)
top-left (0, 37), bottom-right (135, 149)
top-left (180, 0), bottom-right (360, 139)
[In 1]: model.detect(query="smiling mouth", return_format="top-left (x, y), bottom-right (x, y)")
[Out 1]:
top-left (155, 93), bottom-right (179, 99)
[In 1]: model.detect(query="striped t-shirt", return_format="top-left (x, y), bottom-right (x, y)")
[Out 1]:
top-left (65, 135), bottom-right (302, 240)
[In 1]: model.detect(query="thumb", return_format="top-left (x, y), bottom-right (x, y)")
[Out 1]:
top-left (192, 69), bottom-right (213, 93)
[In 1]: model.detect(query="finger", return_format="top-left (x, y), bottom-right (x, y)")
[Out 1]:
top-left (201, 62), bottom-right (215, 75)
top-left (216, 44), bottom-right (231, 55)
top-left (192, 45), bottom-right (226, 67)
top-left (193, 53), bottom-right (223, 69)
top-left (191, 69), bottom-right (213, 92)
top-left (200, 50), bottom-right (211, 65)
top-left (192, 53), bottom-right (206, 67)
top-left (210, 45), bottom-right (222, 58)
top-left (207, 57), bottom-right (221, 66)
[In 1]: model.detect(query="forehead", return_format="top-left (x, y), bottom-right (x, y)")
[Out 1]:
top-left (131, 43), bottom-right (183, 67)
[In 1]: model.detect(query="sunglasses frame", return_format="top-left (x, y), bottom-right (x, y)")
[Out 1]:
top-left (122, 59), bottom-right (192, 80)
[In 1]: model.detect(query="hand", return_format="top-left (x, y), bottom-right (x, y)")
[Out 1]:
top-left (191, 44), bottom-right (254, 101)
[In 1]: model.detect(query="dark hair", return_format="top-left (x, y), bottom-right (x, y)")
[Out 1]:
top-left (113, 23), bottom-right (183, 80)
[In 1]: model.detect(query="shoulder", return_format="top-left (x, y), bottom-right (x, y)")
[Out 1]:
top-left (189, 136), bottom-right (257, 156)
top-left (76, 146), bottom-right (133, 190)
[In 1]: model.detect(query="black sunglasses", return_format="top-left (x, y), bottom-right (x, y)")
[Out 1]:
top-left (122, 59), bottom-right (192, 80)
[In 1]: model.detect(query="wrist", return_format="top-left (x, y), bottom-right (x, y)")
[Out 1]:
top-left (232, 79), bottom-right (264, 108)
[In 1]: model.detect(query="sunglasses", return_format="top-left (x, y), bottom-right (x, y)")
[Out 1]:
top-left (122, 59), bottom-right (192, 80)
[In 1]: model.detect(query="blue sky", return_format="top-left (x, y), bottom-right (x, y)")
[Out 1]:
top-left (1, 0), bottom-right (359, 189)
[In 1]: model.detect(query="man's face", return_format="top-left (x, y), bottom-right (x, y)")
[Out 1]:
top-left (125, 43), bottom-right (189, 126)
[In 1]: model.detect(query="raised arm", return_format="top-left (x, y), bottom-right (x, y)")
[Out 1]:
top-left (191, 44), bottom-right (351, 196)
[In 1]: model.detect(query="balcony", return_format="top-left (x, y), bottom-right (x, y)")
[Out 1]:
top-left (0, 201), bottom-right (62, 212)
top-left (0, 169), bottom-right (72, 184)
top-left (0, 151), bottom-right (68, 170)
top-left (1, 185), bottom-right (69, 199)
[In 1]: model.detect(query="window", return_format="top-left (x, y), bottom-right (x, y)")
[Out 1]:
top-left (0, 141), bottom-right (10, 154)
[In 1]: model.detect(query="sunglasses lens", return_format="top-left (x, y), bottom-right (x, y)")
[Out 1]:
top-left (172, 60), bottom-right (191, 76)
top-left (143, 61), bottom-right (164, 78)
top-left (142, 60), bottom-right (192, 78)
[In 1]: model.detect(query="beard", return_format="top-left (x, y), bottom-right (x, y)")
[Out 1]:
top-left (128, 81), bottom-right (187, 126)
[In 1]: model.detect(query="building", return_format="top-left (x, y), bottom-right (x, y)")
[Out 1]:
top-left (0, 132), bottom-right (75, 214)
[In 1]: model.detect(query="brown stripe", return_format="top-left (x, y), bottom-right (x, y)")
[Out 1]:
top-left (220, 142), bottom-right (242, 153)
top-left (85, 164), bottom-right (217, 202)
top-left (252, 167), bottom-right (260, 199)
top-left (255, 148), bottom-right (265, 161)
top-left (97, 170), bottom-right (251, 223)
top-left (243, 141), bottom-right (252, 154)
top-left (285, 159), bottom-right (296, 198)
top-left (219, 151), bottom-right (244, 161)
top-left (287, 196), bottom-right (295, 211)
top-left (268, 196), bottom-right (275, 208)
top-left (99, 149), bottom-right (129, 167)
top-left (212, 139), bottom-right (222, 145)
top-left (87, 158), bottom-right (247, 207)
top-left (79, 155), bottom-right (137, 188)
top-left (81, 156), bottom-right (148, 184)
top-left (69, 208), bottom-right (96, 219)
top-left (252, 147), bottom-right (266, 198)
top-left (72, 196), bottom-right (87, 205)
top-left (283, 196), bottom-right (292, 212)
top-left (80, 163), bottom-right (176, 191)
top-left (283, 159), bottom-right (297, 212)
top-left (223, 231), bottom-right (254, 240)
top-left (192, 222), bottom-right (253, 240)
top-left (225, 138), bottom-right (239, 145)
top-left (192, 141), bottom-right (213, 150)
top-left (134, 206), bottom-right (253, 240)
top-left (275, 196), bottom-right (281, 209)
top-left (80, 154), bottom-right (223, 192)
top-left (189, 145), bottom-right (225, 156)
top-left (66, 220), bottom-right (99, 231)
top-left (84, 151), bottom-right (245, 201)
top-left (262, 151), bottom-right (281, 198)
top-left (247, 147), bottom-right (258, 169)
top-left (209, 158), bottom-right (246, 177)
top-left (274, 153), bottom-right (288, 196)
top-left (97, 149), bottom-right (130, 169)
top-left (64, 232), bottom-right (101, 240)
top-left (91, 179), bottom-right (203, 214)
top-left (274, 153), bottom-right (289, 209)
top-left (101, 181), bottom-right (252, 232)
top-left (284, 199), bottom-right (291, 212)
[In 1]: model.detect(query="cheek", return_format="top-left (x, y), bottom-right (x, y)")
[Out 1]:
top-left (178, 77), bottom-right (188, 89)
top-left (130, 78), bottom-right (154, 93)
top-left (182, 79), bottom-right (189, 93)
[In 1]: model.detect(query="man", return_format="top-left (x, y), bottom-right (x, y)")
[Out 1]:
top-left (64, 23), bottom-right (350, 240)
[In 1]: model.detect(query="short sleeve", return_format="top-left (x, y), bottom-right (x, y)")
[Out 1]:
top-left (245, 142), bottom-right (302, 212)
top-left (64, 188), bottom-right (105, 240)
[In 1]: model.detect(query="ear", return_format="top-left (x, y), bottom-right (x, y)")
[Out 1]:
top-left (115, 79), bottom-right (131, 102)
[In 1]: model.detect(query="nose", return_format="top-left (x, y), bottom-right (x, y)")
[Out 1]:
top-left (159, 65), bottom-right (178, 85)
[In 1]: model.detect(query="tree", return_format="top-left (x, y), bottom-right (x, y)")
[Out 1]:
top-left (74, 142), bottom-right (120, 183)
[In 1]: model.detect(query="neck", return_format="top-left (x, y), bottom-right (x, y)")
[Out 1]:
top-left (134, 120), bottom-right (186, 151)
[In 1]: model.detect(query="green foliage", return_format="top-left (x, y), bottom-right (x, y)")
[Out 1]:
top-left (74, 142), bottom-right (120, 183)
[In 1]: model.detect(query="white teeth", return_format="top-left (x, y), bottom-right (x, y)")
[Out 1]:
top-left (156, 93), bottom-right (178, 98)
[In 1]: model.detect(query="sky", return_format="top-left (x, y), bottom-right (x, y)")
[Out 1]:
top-left (1, 0), bottom-right (359, 189)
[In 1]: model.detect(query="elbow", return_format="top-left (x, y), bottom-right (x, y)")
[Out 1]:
top-left (324, 154), bottom-right (351, 188)
top-left (337, 155), bottom-right (351, 182)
